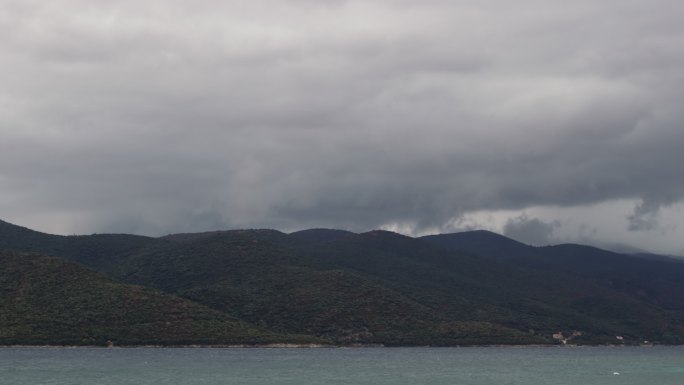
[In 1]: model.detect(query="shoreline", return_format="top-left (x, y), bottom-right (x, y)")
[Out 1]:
top-left (0, 343), bottom-right (664, 349)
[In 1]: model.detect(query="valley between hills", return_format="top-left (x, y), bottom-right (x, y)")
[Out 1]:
top-left (2, 219), bottom-right (684, 347)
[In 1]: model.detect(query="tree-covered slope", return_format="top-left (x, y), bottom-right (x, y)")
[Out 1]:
top-left (107, 230), bottom-right (538, 345)
top-left (0, 219), bottom-right (161, 270)
top-left (102, 228), bottom-right (684, 345)
top-left (0, 250), bottom-right (321, 346)
top-left (423, 232), bottom-right (684, 314)
top-left (3, 219), bottom-right (684, 346)
top-left (285, 230), bottom-right (684, 343)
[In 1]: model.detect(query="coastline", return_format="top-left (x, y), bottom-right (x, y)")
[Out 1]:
top-left (0, 343), bottom-right (663, 349)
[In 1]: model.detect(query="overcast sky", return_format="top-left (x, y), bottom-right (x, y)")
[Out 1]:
top-left (1, 0), bottom-right (683, 254)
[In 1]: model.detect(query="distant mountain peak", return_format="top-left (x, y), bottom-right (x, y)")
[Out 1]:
top-left (161, 228), bottom-right (287, 244)
top-left (420, 230), bottom-right (535, 260)
top-left (361, 229), bottom-right (412, 239)
top-left (289, 228), bottom-right (357, 243)
top-left (0, 218), bottom-right (40, 232)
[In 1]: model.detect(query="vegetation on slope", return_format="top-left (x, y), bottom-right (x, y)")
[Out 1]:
top-left (2, 219), bottom-right (684, 345)
top-left (0, 250), bottom-right (322, 346)
top-left (110, 230), bottom-right (537, 345)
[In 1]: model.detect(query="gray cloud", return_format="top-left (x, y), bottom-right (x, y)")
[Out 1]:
top-left (1, 0), bottom-right (684, 252)
top-left (628, 200), bottom-right (662, 232)
top-left (503, 216), bottom-right (560, 246)
top-left (627, 195), bottom-right (682, 232)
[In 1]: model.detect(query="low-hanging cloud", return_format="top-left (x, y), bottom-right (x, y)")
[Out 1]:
top-left (1, 0), bottom-right (683, 252)
top-left (503, 215), bottom-right (560, 246)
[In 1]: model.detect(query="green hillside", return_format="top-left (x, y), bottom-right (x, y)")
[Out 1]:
top-left (423, 232), bottom-right (684, 316)
top-left (99, 228), bottom-right (684, 345)
top-left (108, 230), bottom-right (537, 345)
top-left (285, 230), bottom-right (684, 343)
top-left (2, 219), bottom-right (684, 346)
top-left (0, 219), bottom-right (161, 269)
top-left (0, 250), bottom-right (321, 346)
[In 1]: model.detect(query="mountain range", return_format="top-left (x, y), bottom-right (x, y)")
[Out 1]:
top-left (2, 219), bottom-right (683, 346)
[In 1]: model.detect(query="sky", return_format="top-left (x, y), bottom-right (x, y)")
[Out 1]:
top-left (1, 0), bottom-right (683, 254)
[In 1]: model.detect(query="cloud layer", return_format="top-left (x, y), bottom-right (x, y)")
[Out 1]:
top-left (1, 1), bottom-right (683, 252)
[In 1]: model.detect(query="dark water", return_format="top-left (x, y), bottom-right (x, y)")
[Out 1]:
top-left (1, 346), bottom-right (683, 385)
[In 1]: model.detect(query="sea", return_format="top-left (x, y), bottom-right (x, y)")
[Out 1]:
top-left (1, 346), bottom-right (683, 385)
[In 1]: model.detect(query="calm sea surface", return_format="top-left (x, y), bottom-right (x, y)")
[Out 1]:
top-left (1, 346), bottom-right (683, 385)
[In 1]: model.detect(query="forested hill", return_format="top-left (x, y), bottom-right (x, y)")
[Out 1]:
top-left (2, 219), bottom-right (684, 346)
top-left (0, 250), bottom-right (320, 346)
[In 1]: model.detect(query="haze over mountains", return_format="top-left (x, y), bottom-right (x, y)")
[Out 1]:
top-left (2, 218), bottom-right (684, 346)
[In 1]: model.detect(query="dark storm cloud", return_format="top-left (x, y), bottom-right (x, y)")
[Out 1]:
top-left (1, 0), bottom-right (683, 250)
